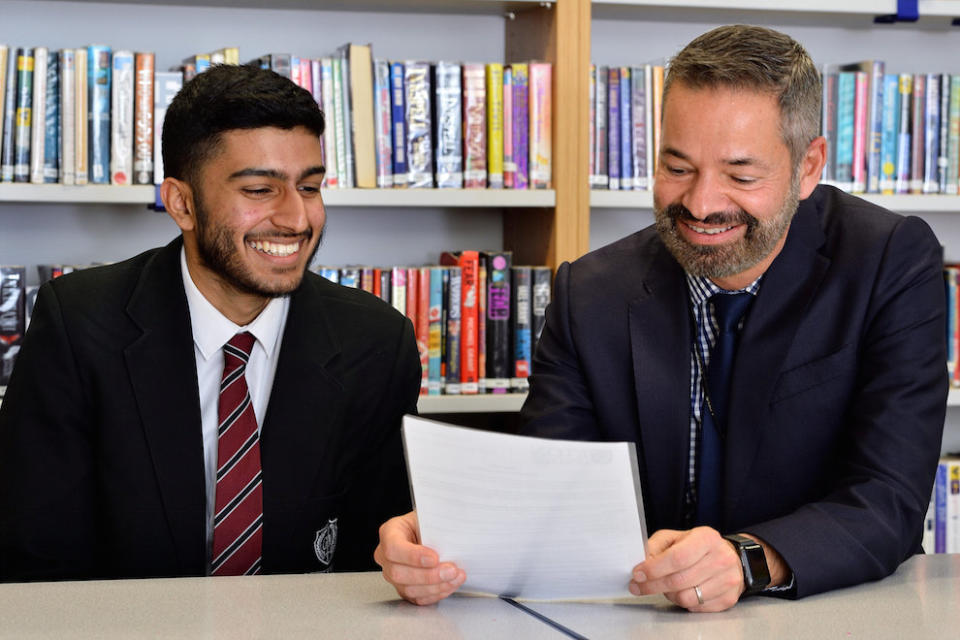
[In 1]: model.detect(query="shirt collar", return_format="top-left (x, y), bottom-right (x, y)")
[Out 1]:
top-left (685, 272), bottom-right (764, 308)
top-left (180, 247), bottom-right (288, 361)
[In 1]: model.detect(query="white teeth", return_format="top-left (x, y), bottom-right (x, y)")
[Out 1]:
top-left (250, 239), bottom-right (299, 257)
top-left (688, 224), bottom-right (734, 235)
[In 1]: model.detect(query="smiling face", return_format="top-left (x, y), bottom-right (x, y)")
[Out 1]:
top-left (652, 82), bottom-right (822, 290)
top-left (163, 126), bottom-right (326, 324)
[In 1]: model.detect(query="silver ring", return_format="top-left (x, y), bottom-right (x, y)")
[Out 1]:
top-left (694, 584), bottom-right (704, 605)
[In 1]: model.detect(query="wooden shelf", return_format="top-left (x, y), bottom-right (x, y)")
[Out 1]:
top-left (590, 190), bottom-right (960, 214)
top-left (416, 392), bottom-right (526, 414)
top-left (0, 184), bottom-right (156, 205)
top-left (51, 0), bottom-right (555, 15)
top-left (591, 0), bottom-right (960, 17)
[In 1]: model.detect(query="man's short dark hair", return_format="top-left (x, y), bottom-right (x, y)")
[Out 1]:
top-left (162, 64), bottom-right (325, 184)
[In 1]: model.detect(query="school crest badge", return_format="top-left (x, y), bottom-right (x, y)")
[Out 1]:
top-left (313, 518), bottom-right (338, 571)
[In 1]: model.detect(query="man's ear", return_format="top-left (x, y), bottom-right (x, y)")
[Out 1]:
top-left (797, 136), bottom-right (826, 200)
top-left (161, 177), bottom-right (197, 232)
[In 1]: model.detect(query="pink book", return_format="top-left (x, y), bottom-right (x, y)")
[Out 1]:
top-left (529, 62), bottom-right (552, 189)
top-left (462, 63), bottom-right (487, 188)
top-left (851, 70), bottom-right (868, 193)
top-left (503, 66), bottom-right (514, 188)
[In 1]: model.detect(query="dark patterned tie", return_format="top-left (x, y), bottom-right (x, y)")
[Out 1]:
top-left (211, 332), bottom-right (263, 576)
top-left (695, 292), bottom-right (753, 529)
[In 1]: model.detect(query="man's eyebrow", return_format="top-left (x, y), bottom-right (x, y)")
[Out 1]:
top-left (661, 147), bottom-right (767, 168)
top-left (227, 166), bottom-right (326, 181)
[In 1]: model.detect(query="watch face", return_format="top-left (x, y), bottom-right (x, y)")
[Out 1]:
top-left (743, 544), bottom-right (771, 591)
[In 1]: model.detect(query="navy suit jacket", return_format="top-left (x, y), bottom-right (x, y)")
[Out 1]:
top-left (521, 185), bottom-right (947, 598)
top-left (0, 237), bottom-right (419, 581)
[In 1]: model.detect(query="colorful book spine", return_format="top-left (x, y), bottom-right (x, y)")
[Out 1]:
top-left (866, 61), bottom-right (885, 193)
top-left (28, 46), bottom-right (47, 185)
top-left (939, 74), bottom-right (951, 194)
top-left (433, 61), bottom-right (463, 188)
top-left (320, 57), bottom-right (338, 188)
top-left (644, 65), bottom-right (655, 188)
top-left (87, 44), bottom-right (111, 185)
top-left (935, 461), bottom-right (947, 553)
top-left (0, 45), bottom-right (6, 177)
top-left (835, 71), bottom-right (855, 191)
top-left (531, 266), bottom-right (551, 359)
top-left (391, 266), bottom-right (407, 316)
top-left (477, 256), bottom-right (487, 392)
top-left (503, 66), bottom-right (514, 189)
top-left (909, 73), bottom-right (925, 194)
top-left (440, 251), bottom-right (480, 394)
top-left (290, 55), bottom-right (301, 88)
top-left (950, 459), bottom-right (960, 553)
top-left (344, 43), bottom-right (375, 189)
top-left (73, 47), bottom-right (88, 185)
top-left (133, 52), bottom-right (154, 185)
top-left (373, 59), bottom-right (393, 189)
top-left (315, 267), bottom-right (338, 283)
top-left (405, 266), bottom-right (418, 349)
top-left (879, 74), bottom-right (900, 195)
top-left (895, 74), bottom-right (913, 194)
top-left (946, 268), bottom-right (958, 380)
top-left (110, 50), bottom-right (134, 185)
top-left (462, 63), bottom-right (486, 189)
top-left (588, 64), bottom-right (597, 186)
top-left (13, 47), bottom-right (34, 183)
top-left (486, 63), bottom-right (503, 188)
top-left (152, 71), bottom-right (181, 185)
top-left (428, 265), bottom-right (444, 395)
top-left (631, 66), bottom-right (648, 190)
top-left (389, 61), bottom-right (407, 187)
top-left (59, 48), bottom-right (76, 185)
top-left (607, 67), bottom-right (620, 190)
top-left (444, 266), bottom-right (462, 395)
top-left (0, 48), bottom-right (17, 181)
top-left (404, 61), bottom-right (433, 188)
top-left (924, 73), bottom-right (941, 194)
top-left (821, 66), bottom-right (838, 185)
top-left (512, 63), bottom-right (528, 190)
top-left (851, 71), bottom-right (868, 193)
top-left (417, 266), bottom-right (431, 394)
top-left (336, 49), bottom-right (354, 189)
top-left (511, 266), bottom-right (532, 392)
top-left (593, 65), bottom-right (608, 189)
top-left (945, 76), bottom-right (959, 195)
top-left (331, 56), bottom-right (348, 189)
top-left (529, 62), bottom-right (551, 189)
top-left (618, 67), bottom-right (633, 190)
top-left (651, 66), bottom-right (663, 175)
top-left (42, 50), bottom-right (59, 183)
top-left (483, 250), bottom-right (512, 394)
top-left (339, 267), bottom-right (360, 288)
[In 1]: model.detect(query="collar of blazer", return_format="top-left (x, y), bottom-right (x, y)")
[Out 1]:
top-left (629, 189), bottom-right (831, 531)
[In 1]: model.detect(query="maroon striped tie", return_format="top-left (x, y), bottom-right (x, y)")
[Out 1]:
top-left (212, 332), bottom-right (263, 576)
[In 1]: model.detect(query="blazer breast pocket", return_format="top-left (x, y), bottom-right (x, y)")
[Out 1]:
top-left (771, 343), bottom-right (857, 405)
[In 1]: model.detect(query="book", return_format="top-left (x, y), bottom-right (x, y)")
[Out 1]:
top-left (13, 47), bottom-right (34, 183)
top-left (110, 49), bottom-right (134, 185)
top-left (477, 255), bottom-right (487, 392)
top-left (851, 70), bottom-right (867, 193)
top-left (820, 66), bottom-right (838, 185)
top-left (895, 74), bottom-right (912, 194)
top-left (462, 63), bottom-right (486, 189)
top-left (87, 44), bottom-right (111, 184)
top-left (486, 63), bottom-right (503, 188)
top-left (909, 73), bottom-right (925, 194)
top-left (59, 48), bottom-right (76, 185)
top-left (320, 57), bottom-right (339, 188)
top-left (152, 71), bottom-right (182, 185)
top-left (417, 266), bottom-right (431, 394)
top-left (389, 61), bottom-right (407, 187)
top-left (0, 266), bottom-right (25, 386)
top-left (866, 61), bottom-right (885, 193)
top-left (391, 266), bottom-right (406, 315)
top-left (651, 65), bottom-right (663, 175)
top-left (503, 66), bottom-right (513, 188)
top-left (529, 62), bottom-right (551, 189)
top-left (338, 48), bottom-right (355, 188)
top-left (619, 67), bottom-right (633, 190)
top-left (0, 45), bottom-right (6, 178)
top-left (0, 48), bottom-right (17, 181)
top-left (939, 74), bottom-right (951, 194)
top-left (28, 46), bottom-right (47, 185)
top-left (444, 266), bottom-right (462, 395)
top-left (531, 266), bottom-right (551, 359)
top-left (483, 250), bottom-right (512, 394)
top-left (373, 59), bottom-right (393, 189)
top-left (73, 47), bottom-right (88, 185)
top-left (248, 53), bottom-right (290, 78)
top-left (331, 56), bottom-right (349, 188)
top-left (607, 67), bottom-right (620, 190)
top-left (879, 74), bottom-right (900, 195)
top-left (511, 266), bottom-right (532, 391)
top-left (42, 50), bottom-right (59, 183)
top-left (433, 61), bottom-right (462, 188)
top-left (631, 65), bottom-right (649, 190)
top-left (593, 65), bottom-right (608, 189)
top-left (133, 52), bottom-right (154, 185)
top-left (404, 61), bottom-right (433, 188)
top-left (428, 265), bottom-right (444, 395)
top-left (440, 251), bottom-right (480, 394)
top-left (511, 63), bottom-right (528, 190)
top-left (834, 71), bottom-right (855, 192)
top-left (343, 43), bottom-right (375, 189)
top-left (924, 73), bottom-right (941, 194)
top-left (339, 267), bottom-right (360, 288)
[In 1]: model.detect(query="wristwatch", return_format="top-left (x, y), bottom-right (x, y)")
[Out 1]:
top-left (723, 533), bottom-right (771, 594)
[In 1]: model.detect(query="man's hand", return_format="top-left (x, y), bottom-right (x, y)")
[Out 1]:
top-left (629, 527), bottom-right (745, 612)
top-left (374, 511), bottom-right (466, 605)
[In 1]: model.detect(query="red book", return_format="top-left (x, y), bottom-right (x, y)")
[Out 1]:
top-left (417, 267), bottom-right (431, 394)
top-left (440, 250), bottom-right (480, 394)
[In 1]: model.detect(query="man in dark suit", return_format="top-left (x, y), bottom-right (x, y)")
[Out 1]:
top-left (0, 64), bottom-right (419, 581)
top-left (375, 25), bottom-right (947, 610)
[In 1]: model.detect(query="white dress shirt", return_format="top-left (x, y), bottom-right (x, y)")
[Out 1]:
top-left (179, 249), bottom-right (289, 564)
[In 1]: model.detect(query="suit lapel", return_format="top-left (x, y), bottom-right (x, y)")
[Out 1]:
top-left (629, 243), bottom-right (693, 529)
top-left (724, 197), bottom-right (830, 521)
top-left (259, 277), bottom-right (343, 510)
top-left (123, 237), bottom-right (207, 572)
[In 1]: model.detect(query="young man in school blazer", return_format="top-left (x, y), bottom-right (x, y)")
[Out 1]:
top-left (375, 25), bottom-right (947, 611)
top-left (0, 64), bottom-right (419, 581)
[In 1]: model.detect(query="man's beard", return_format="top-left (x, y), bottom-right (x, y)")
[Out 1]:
top-left (653, 180), bottom-right (800, 280)
top-left (193, 197), bottom-right (323, 298)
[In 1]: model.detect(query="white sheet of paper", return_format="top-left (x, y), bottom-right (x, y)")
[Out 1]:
top-left (402, 415), bottom-right (648, 601)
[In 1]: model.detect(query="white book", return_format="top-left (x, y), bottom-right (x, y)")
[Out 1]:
top-left (319, 57), bottom-right (338, 188)
top-left (60, 49), bottom-right (76, 185)
top-left (110, 50), bottom-right (134, 185)
top-left (74, 47), bottom-right (88, 185)
top-left (29, 46), bottom-right (48, 184)
top-left (153, 71), bottom-right (183, 185)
